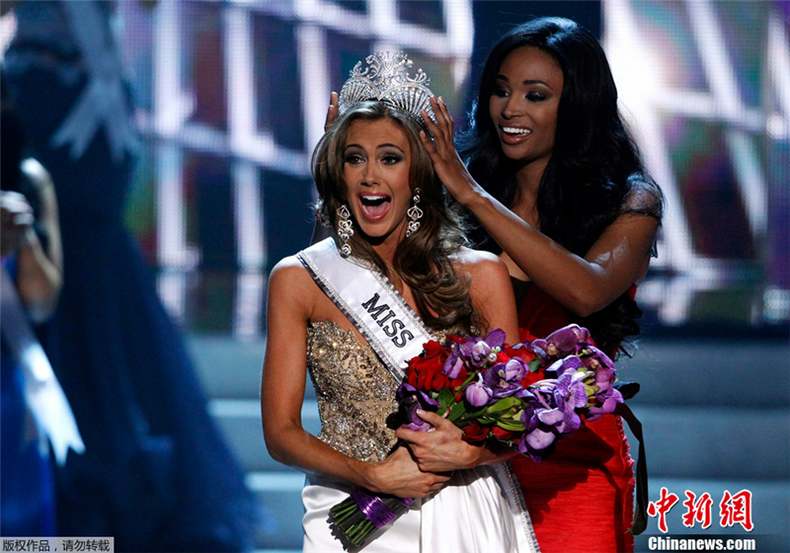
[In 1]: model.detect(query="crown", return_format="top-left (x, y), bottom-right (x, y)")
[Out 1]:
top-left (338, 51), bottom-right (436, 124)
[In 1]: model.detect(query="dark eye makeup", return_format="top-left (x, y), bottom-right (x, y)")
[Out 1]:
top-left (526, 91), bottom-right (547, 102)
top-left (344, 152), bottom-right (364, 164)
top-left (381, 154), bottom-right (403, 165)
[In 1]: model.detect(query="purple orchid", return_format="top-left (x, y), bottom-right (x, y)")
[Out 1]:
top-left (523, 427), bottom-right (557, 452)
top-left (483, 357), bottom-right (529, 398)
top-left (459, 329), bottom-right (506, 369)
top-left (582, 345), bottom-right (616, 393)
top-left (587, 387), bottom-right (624, 419)
top-left (516, 340), bottom-right (548, 361)
top-left (464, 374), bottom-right (494, 407)
top-left (531, 324), bottom-right (592, 358)
top-left (395, 382), bottom-right (439, 432)
top-left (516, 404), bottom-right (557, 457)
top-left (524, 381), bottom-right (558, 409)
top-left (545, 354), bottom-right (585, 379)
top-left (550, 370), bottom-right (589, 433)
top-left (442, 346), bottom-right (465, 379)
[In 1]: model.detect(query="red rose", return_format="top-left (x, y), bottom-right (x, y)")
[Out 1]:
top-left (462, 421), bottom-right (488, 442)
top-left (406, 340), bottom-right (452, 392)
top-left (520, 368), bottom-right (544, 388)
top-left (504, 345), bottom-right (537, 364)
top-left (422, 340), bottom-right (446, 358)
top-left (491, 426), bottom-right (517, 441)
top-left (519, 328), bottom-right (538, 343)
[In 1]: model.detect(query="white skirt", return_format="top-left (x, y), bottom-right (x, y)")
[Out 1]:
top-left (302, 463), bottom-right (540, 553)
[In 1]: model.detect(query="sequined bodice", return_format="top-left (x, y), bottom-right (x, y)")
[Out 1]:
top-left (307, 320), bottom-right (469, 462)
top-left (307, 321), bottom-right (399, 462)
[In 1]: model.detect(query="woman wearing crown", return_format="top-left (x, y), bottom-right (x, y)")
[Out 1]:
top-left (261, 52), bottom-right (540, 552)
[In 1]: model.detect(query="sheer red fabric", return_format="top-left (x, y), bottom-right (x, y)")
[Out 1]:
top-left (513, 280), bottom-right (635, 553)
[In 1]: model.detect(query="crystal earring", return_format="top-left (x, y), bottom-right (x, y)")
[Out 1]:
top-left (336, 205), bottom-right (354, 256)
top-left (406, 188), bottom-right (423, 238)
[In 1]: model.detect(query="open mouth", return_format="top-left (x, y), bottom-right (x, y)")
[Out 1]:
top-left (358, 193), bottom-right (392, 221)
top-left (499, 125), bottom-right (533, 145)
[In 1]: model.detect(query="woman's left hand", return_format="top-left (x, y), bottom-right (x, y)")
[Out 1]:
top-left (418, 97), bottom-right (481, 207)
top-left (395, 409), bottom-right (481, 472)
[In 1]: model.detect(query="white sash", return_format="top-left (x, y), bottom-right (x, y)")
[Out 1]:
top-left (0, 267), bottom-right (85, 465)
top-left (52, 1), bottom-right (139, 161)
top-left (296, 238), bottom-right (541, 553)
top-left (297, 238), bottom-right (433, 382)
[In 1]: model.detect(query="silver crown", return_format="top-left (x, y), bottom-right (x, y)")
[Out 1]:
top-left (338, 51), bottom-right (436, 123)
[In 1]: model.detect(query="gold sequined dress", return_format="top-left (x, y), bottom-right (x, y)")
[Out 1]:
top-left (307, 320), bottom-right (399, 463)
top-left (301, 319), bottom-right (541, 553)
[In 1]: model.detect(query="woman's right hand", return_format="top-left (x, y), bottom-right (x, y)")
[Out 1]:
top-left (418, 96), bottom-right (481, 207)
top-left (324, 91), bottom-right (339, 132)
top-left (365, 446), bottom-right (450, 498)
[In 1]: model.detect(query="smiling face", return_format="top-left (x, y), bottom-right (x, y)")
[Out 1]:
top-left (342, 117), bottom-right (412, 243)
top-left (488, 46), bottom-right (564, 167)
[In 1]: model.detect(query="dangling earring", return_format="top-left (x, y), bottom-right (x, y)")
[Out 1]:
top-left (336, 205), bottom-right (354, 256)
top-left (406, 187), bottom-right (423, 238)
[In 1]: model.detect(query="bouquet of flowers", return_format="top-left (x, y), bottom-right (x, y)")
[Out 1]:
top-left (329, 324), bottom-right (624, 551)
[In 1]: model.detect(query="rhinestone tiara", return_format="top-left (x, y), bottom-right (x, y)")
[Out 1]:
top-left (338, 50), bottom-right (437, 124)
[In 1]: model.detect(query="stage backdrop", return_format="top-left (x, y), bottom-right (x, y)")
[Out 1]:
top-left (3, 0), bottom-right (787, 338)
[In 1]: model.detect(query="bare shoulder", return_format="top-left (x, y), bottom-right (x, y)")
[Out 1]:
top-left (453, 248), bottom-right (517, 338)
top-left (451, 247), bottom-right (510, 293)
top-left (451, 246), bottom-right (508, 278)
top-left (621, 174), bottom-right (664, 220)
top-left (268, 256), bottom-right (317, 312)
top-left (269, 255), bottom-right (312, 288)
top-left (20, 158), bottom-right (55, 204)
top-left (21, 158), bottom-right (53, 190)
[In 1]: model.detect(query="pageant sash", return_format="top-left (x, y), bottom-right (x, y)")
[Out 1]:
top-left (296, 238), bottom-right (432, 382)
top-left (0, 267), bottom-right (85, 465)
top-left (53, 1), bottom-right (139, 161)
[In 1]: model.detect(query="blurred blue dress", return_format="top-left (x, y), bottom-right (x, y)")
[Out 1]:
top-left (1, 258), bottom-right (56, 537)
top-left (3, 2), bottom-right (257, 550)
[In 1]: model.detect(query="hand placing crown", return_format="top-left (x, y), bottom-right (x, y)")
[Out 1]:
top-left (338, 51), bottom-right (437, 125)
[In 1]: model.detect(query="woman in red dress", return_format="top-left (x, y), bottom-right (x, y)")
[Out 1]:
top-left (414, 17), bottom-right (663, 553)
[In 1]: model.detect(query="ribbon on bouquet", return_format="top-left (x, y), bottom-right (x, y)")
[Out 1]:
top-left (0, 267), bottom-right (85, 465)
top-left (615, 394), bottom-right (649, 535)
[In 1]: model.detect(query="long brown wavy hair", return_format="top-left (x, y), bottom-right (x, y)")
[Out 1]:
top-left (312, 101), bottom-right (473, 329)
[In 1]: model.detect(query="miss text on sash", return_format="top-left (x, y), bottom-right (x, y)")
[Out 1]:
top-left (361, 293), bottom-right (415, 348)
